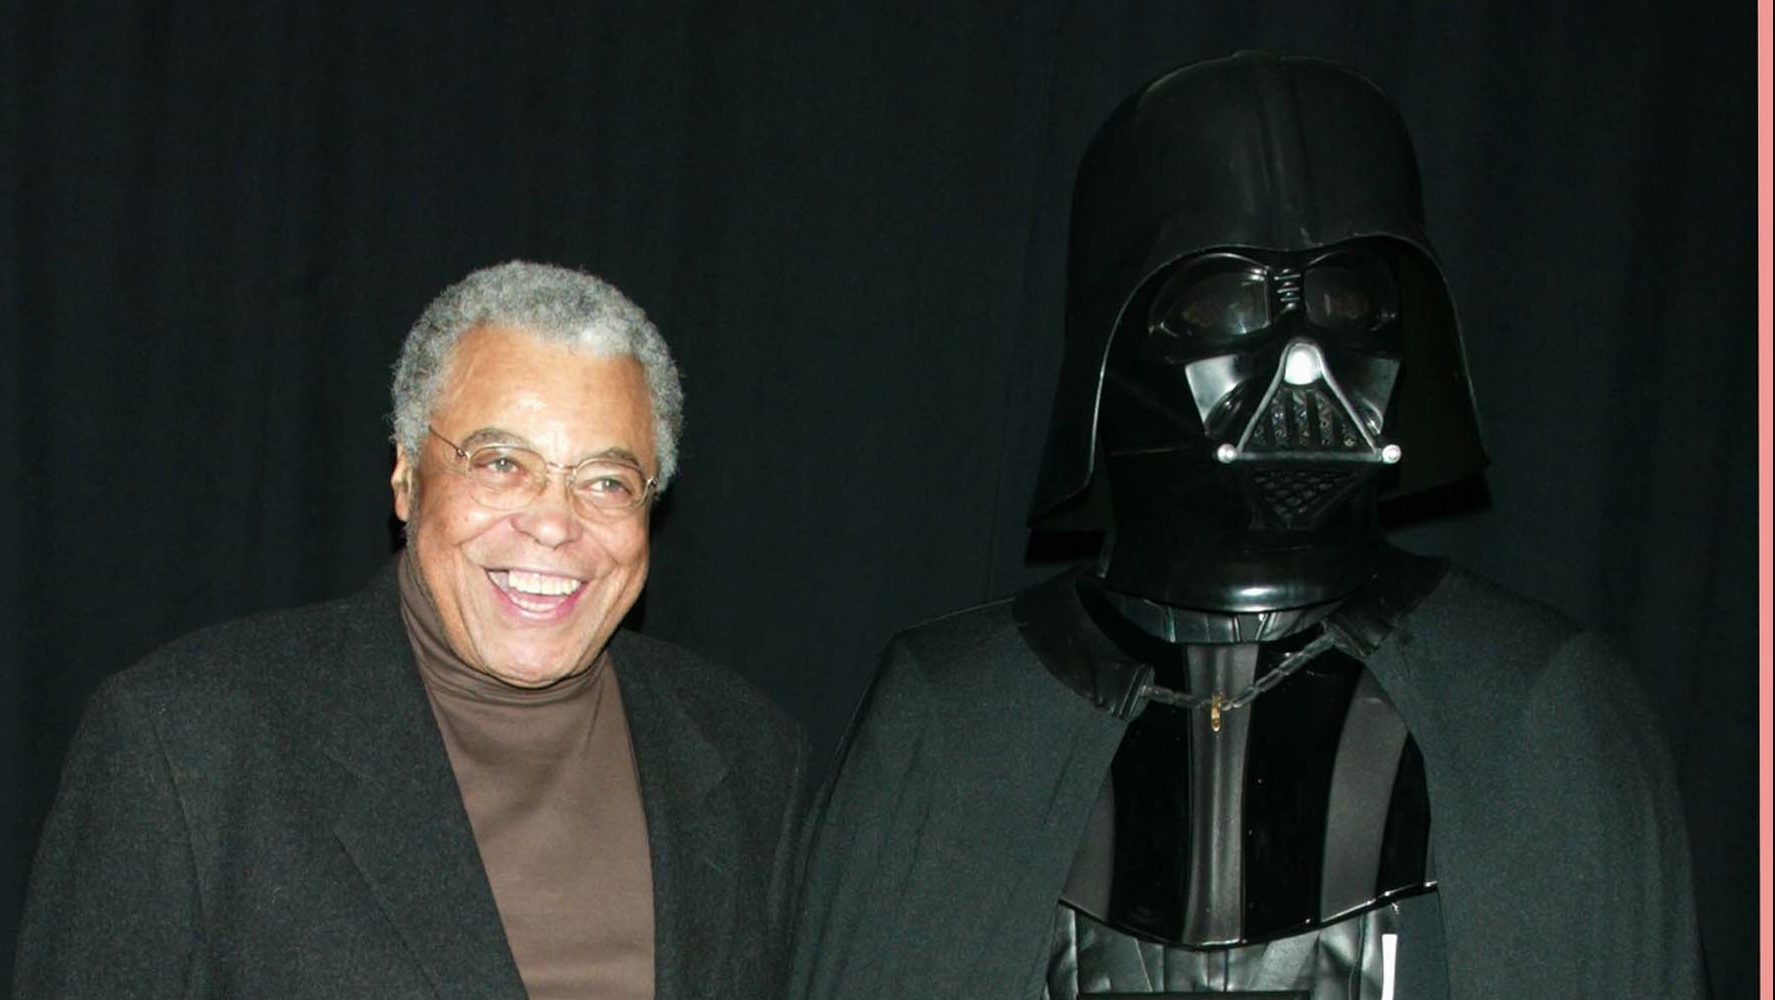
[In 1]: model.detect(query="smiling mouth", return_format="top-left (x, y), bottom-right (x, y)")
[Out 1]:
top-left (488, 569), bottom-right (586, 615)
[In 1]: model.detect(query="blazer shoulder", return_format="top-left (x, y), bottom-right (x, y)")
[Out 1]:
top-left (102, 585), bottom-right (371, 716)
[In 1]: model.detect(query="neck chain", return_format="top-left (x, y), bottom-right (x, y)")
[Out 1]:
top-left (1135, 629), bottom-right (1339, 733)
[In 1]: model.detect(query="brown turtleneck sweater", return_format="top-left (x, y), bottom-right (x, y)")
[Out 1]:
top-left (398, 553), bottom-right (655, 1000)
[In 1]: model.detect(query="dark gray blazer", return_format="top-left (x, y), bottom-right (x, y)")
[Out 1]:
top-left (14, 563), bottom-right (809, 999)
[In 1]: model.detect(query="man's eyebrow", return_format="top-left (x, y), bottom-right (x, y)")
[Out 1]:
top-left (458, 429), bottom-right (645, 470)
top-left (585, 446), bottom-right (645, 470)
top-left (459, 427), bottom-right (529, 448)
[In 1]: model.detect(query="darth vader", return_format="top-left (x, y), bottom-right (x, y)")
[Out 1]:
top-left (791, 53), bottom-right (1703, 1000)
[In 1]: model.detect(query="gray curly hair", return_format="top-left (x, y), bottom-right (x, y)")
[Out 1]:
top-left (390, 261), bottom-right (685, 490)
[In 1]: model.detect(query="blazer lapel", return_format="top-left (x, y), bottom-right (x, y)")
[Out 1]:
top-left (615, 637), bottom-right (737, 1000)
top-left (314, 573), bottom-right (527, 1000)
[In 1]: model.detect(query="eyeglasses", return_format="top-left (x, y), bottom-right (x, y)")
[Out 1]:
top-left (428, 427), bottom-right (656, 517)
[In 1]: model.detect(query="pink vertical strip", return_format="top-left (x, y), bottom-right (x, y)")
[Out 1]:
top-left (1759, 2), bottom-right (1772, 999)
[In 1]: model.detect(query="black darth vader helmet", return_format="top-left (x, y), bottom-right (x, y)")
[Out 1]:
top-left (1031, 52), bottom-right (1485, 531)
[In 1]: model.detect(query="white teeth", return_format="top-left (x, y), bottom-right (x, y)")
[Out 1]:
top-left (504, 570), bottom-right (584, 597)
top-left (508, 591), bottom-right (558, 613)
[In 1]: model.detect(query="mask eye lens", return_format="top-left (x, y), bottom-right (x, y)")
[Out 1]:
top-left (1151, 267), bottom-right (1271, 341)
top-left (1304, 260), bottom-right (1396, 332)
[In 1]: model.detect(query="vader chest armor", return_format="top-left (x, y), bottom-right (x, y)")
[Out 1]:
top-left (1016, 561), bottom-right (1448, 998)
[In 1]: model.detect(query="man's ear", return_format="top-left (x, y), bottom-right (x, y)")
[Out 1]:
top-left (391, 448), bottom-right (415, 523)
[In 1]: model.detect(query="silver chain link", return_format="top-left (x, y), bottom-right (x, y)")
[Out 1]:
top-left (1136, 630), bottom-right (1339, 712)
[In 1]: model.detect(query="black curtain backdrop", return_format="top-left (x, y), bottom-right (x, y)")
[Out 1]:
top-left (0, 1), bottom-right (1757, 996)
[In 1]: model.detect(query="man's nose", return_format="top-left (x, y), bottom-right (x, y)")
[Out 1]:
top-left (511, 473), bottom-right (582, 547)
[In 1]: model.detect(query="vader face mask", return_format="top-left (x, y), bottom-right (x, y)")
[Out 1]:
top-left (1103, 240), bottom-right (1408, 533)
top-left (1030, 52), bottom-right (1486, 610)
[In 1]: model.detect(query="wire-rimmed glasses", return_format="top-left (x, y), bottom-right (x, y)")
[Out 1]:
top-left (428, 426), bottom-right (656, 517)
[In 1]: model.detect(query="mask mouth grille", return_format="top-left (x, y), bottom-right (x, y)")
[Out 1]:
top-left (1251, 467), bottom-right (1360, 526)
top-left (1243, 385), bottom-right (1366, 454)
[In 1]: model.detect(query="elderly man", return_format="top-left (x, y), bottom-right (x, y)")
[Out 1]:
top-left (14, 262), bottom-right (809, 999)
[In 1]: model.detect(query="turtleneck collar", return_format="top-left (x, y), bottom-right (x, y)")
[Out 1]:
top-left (394, 550), bottom-right (654, 1000)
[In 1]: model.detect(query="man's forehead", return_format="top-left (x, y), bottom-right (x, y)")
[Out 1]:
top-left (430, 326), bottom-right (650, 428)
top-left (444, 327), bottom-right (645, 382)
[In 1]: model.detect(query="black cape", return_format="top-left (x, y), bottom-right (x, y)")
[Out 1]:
top-left (791, 567), bottom-right (1703, 999)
